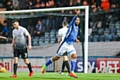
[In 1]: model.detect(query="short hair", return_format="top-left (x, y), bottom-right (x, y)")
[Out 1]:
top-left (62, 20), bottom-right (68, 26)
top-left (4, 20), bottom-right (8, 23)
top-left (38, 19), bottom-right (42, 22)
top-left (12, 20), bottom-right (19, 23)
top-left (77, 17), bottom-right (80, 20)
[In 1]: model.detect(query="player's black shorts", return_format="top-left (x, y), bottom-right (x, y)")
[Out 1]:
top-left (13, 48), bottom-right (28, 59)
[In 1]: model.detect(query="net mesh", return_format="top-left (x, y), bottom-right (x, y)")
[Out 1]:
top-left (0, 6), bottom-right (120, 73)
top-left (88, 8), bottom-right (120, 73)
top-left (0, 7), bottom-right (85, 72)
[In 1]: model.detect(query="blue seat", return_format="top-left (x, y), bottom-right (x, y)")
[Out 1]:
top-left (115, 21), bottom-right (120, 29)
top-left (32, 38), bottom-right (39, 42)
top-left (39, 36), bottom-right (44, 41)
top-left (32, 37), bottom-right (39, 46)
top-left (99, 35), bottom-right (105, 42)
top-left (93, 35), bottom-right (99, 42)
top-left (104, 28), bottom-right (110, 35)
top-left (98, 28), bottom-right (104, 35)
top-left (44, 32), bottom-right (50, 37)
top-left (110, 27), bottom-right (117, 34)
top-left (39, 40), bottom-right (44, 46)
top-left (39, 37), bottom-right (45, 46)
top-left (32, 41), bottom-right (39, 46)
top-left (50, 33), bottom-right (55, 38)
top-left (111, 33), bottom-right (119, 41)
top-left (104, 34), bottom-right (112, 42)
top-left (50, 30), bottom-right (56, 35)
top-left (34, 36), bottom-right (40, 39)
top-left (109, 21), bottom-right (115, 28)
top-left (56, 31), bottom-right (58, 36)
top-left (51, 29), bottom-right (56, 32)
top-left (50, 37), bottom-right (56, 44)
top-left (44, 37), bottom-right (50, 45)
top-left (88, 35), bottom-right (93, 42)
top-left (45, 36), bottom-right (50, 41)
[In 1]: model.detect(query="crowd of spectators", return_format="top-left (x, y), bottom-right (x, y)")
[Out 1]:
top-left (0, 0), bottom-right (119, 11)
top-left (0, 0), bottom-right (120, 44)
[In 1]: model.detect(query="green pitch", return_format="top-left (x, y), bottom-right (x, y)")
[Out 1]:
top-left (0, 72), bottom-right (120, 80)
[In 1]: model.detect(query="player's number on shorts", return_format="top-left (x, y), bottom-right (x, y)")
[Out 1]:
top-left (24, 53), bottom-right (27, 58)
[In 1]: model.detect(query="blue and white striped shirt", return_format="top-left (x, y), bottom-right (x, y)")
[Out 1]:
top-left (64, 16), bottom-right (78, 45)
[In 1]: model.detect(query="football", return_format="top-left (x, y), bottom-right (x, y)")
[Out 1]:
top-left (0, 67), bottom-right (6, 73)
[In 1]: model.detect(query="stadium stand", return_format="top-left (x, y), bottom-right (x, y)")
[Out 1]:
top-left (39, 36), bottom-right (45, 46)
top-left (99, 35), bottom-right (105, 42)
top-left (32, 37), bottom-right (39, 46)
top-left (98, 28), bottom-right (104, 35)
top-left (104, 34), bottom-right (112, 42)
top-left (1, 0), bottom-right (120, 74)
top-left (0, 0), bottom-right (119, 45)
top-left (88, 35), bottom-right (93, 42)
top-left (93, 34), bottom-right (99, 42)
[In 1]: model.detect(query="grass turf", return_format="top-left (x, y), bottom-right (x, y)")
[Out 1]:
top-left (0, 72), bottom-right (120, 80)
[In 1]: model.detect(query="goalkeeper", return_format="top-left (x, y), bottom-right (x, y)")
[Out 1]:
top-left (41, 10), bottom-right (80, 78)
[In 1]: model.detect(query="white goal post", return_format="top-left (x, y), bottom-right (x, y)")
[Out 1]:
top-left (0, 6), bottom-right (89, 73)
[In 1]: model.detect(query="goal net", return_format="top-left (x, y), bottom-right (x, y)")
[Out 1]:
top-left (88, 9), bottom-right (120, 73)
top-left (0, 6), bottom-right (89, 73)
top-left (1, 5), bottom-right (120, 74)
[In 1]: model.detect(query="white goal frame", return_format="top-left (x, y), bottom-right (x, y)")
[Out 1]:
top-left (0, 6), bottom-right (89, 73)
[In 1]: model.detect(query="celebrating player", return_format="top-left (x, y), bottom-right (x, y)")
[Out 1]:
top-left (10, 20), bottom-right (33, 78)
top-left (41, 10), bottom-right (80, 78)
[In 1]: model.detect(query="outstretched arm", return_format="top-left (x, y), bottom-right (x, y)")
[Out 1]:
top-left (76, 10), bottom-right (80, 16)
top-left (68, 10), bottom-right (80, 28)
top-left (0, 36), bottom-right (8, 41)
